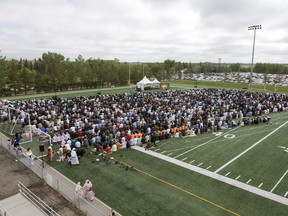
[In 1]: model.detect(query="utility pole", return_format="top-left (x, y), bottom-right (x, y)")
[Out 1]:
top-left (248, 24), bottom-right (262, 89)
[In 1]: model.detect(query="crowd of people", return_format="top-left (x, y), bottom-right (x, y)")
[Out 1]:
top-left (1, 89), bottom-right (288, 162)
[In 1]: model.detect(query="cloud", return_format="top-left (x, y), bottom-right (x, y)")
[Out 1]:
top-left (0, 0), bottom-right (287, 63)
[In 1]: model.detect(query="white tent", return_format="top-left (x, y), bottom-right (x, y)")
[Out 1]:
top-left (136, 76), bottom-right (152, 90)
top-left (151, 78), bottom-right (161, 88)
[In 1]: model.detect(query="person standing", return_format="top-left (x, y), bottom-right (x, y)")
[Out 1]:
top-left (70, 148), bottom-right (79, 166)
top-left (47, 147), bottom-right (53, 164)
top-left (26, 148), bottom-right (34, 166)
top-left (82, 180), bottom-right (94, 201)
top-left (75, 182), bottom-right (82, 196)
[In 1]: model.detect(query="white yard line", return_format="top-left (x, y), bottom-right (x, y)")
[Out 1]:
top-left (174, 127), bottom-right (239, 159)
top-left (246, 179), bottom-right (252, 184)
top-left (214, 121), bottom-right (288, 173)
top-left (258, 183), bottom-right (263, 188)
top-left (270, 169), bottom-right (288, 193)
top-left (206, 166), bottom-right (212, 170)
top-left (235, 175), bottom-right (241, 180)
top-left (197, 163), bottom-right (203, 167)
top-left (160, 151), bottom-right (166, 154)
top-left (189, 160), bottom-right (195, 164)
top-left (132, 145), bottom-right (288, 206)
top-left (181, 157), bottom-right (187, 161)
top-left (284, 191), bottom-right (288, 197)
top-left (225, 172), bottom-right (230, 177)
top-left (167, 153), bottom-right (173, 156)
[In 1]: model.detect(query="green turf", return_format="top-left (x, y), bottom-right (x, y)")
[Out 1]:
top-left (2, 85), bottom-right (288, 215)
top-left (50, 147), bottom-right (288, 216)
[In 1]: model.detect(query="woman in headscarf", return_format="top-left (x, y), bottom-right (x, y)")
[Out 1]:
top-left (82, 180), bottom-right (94, 201)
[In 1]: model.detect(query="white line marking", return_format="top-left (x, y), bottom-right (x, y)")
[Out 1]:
top-left (197, 163), bottom-right (203, 167)
top-left (258, 183), bottom-right (263, 188)
top-left (160, 151), bottom-right (166, 154)
top-left (154, 149), bottom-right (160, 152)
top-left (132, 145), bottom-right (288, 206)
top-left (181, 157), bottom-right (187, 161)
top-left (174, 127), bottom-right (239, 159)
top-left (167, 153), bottom-right (173, 156)
top-left (189, 160), bottom-right (195, 164)
top-left (215, 121), bottom-right (288, 173)
top-left (270, 169), bottom-right (288, 193)
top-left (206, 166), bottom-right (211, 170)
top-left (235, 175), bottom-right (241, 180)
top-left (225, 172), bottom-right (230, 177)
top-left (246, 179), bottom-right (252, 184)
top-left (284, 191), bottom-right (288, 197)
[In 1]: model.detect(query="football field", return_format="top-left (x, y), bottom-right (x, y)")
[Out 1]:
top-left (151, 112), bottom-right (288, 198)
top-left (3, 85), bottom-right (288, 215)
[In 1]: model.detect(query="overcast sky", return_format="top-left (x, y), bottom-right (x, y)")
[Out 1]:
top-left (0, 0), bottom-right (287, 63)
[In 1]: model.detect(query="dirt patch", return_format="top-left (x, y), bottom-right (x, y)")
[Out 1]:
top-left (0, 145), bottom-right (85, 216)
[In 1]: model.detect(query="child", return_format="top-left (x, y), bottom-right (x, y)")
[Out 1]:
top-left (47, 147), bottom-right (53, 164)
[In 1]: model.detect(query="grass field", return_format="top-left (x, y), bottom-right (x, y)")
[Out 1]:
top-left (21, 112), bottom-right (287, 216)
top-left (2, 83), bottom-right (288, 215)
top-left (3, 80), bottom-right (288, 101)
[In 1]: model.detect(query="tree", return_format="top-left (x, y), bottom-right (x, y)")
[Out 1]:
top-left (40, 52), bottom-right (66, 92)
top-left (19, 67), bottom-right (37, 94)
top-left (163, 59), bottom-right (175, 80)
top-left (7, 59), bottom-right (21, 95)
top-left (0, 56), bottom-right (10, 96)
top-left (230, 63), bottom-right (241, 72)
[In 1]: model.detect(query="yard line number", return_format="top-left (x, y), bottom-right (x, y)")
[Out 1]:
top-left (212, 132), bottom-right (235, 139)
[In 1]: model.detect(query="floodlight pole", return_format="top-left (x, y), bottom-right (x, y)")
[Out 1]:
top-left (248, 25), bottom-right (262, 88)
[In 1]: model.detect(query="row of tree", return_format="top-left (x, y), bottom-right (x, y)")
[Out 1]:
top-left (0, 52), bottom-right (287, 96)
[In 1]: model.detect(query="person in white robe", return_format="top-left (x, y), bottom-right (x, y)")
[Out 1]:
top-left (70, 148), bottom-right (79, 165)
top-left (75, 182), bottom-right (83, 196)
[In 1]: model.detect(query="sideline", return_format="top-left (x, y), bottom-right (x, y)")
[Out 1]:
top-left (119, 160), bottom-right (240, 216)
top-left (132, 146), bottom-right (288, 207)
top-left (214, 121), bottom-right (288, 173)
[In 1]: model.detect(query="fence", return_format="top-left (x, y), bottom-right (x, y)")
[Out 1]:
top-left (18, 181), bottom-right (59, 216)
top-left (0, 135), bottom-right (116, 216)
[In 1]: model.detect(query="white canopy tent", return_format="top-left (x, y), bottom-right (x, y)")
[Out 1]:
top-left (136, 76), bottom-right (152, 90)
top-left (151, 78), bottom-right (161, 88)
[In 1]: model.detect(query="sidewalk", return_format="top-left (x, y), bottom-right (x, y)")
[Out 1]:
top-left (0, 193), bottom-right (46, 216)
top-left (0, 132), bottom-right (119, 216)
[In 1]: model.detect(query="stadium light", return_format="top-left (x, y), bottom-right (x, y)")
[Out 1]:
top-left (248, 25), bottom-right (262, 87)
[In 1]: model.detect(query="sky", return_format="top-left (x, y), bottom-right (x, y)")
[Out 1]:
top-left (0, 0), bottom-right (288, 63)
